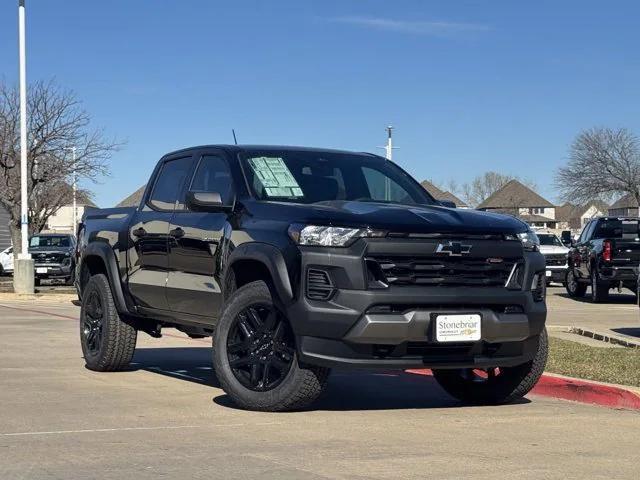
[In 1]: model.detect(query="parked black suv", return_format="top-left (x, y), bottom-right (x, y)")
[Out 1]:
top-left (30, 233), bottom-right (76, 286)
top-left (76, 145), bottom-right (548, 411)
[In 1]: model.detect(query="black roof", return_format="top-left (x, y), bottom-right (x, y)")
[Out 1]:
top-left (162, 144), bottom-right (381, 159)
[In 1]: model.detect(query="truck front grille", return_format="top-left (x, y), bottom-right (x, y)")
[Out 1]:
top-left (545, 254), bottom-right (566, 266)
top-left (367, 256), bottom-right (517, 287)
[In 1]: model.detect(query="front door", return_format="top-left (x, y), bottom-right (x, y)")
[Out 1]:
top-left (166, 153), bottom-right (234, 320)
top-left (128, 155), bottom-right (194, 311)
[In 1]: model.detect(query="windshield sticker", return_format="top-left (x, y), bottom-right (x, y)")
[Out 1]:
top-left (248, 157), bottom-right (303, 197)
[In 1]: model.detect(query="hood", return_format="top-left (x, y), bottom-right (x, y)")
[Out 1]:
top-left (245, 200), bottom-right (528, 235)
top-left (539, 245), bottom-right (569, 255)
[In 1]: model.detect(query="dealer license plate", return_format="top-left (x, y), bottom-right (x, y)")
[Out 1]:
top-left (36, 267), bottom-right (48, 274)
top-left (435, 314), bottom-right (481, 342)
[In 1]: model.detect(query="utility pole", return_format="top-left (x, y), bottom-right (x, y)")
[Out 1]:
top-left (15, 0), bottom-right (34, 294)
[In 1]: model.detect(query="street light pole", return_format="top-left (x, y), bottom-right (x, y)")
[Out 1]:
top-left (15, 0), bottom-right (34, 294)
top-left (18, 0), bottom-right (29, 259)
top-left (72, 147), bottom-right (77, 231)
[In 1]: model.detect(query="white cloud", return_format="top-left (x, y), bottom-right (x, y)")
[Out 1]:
top-left (331, 16), bottom-right (489, 37)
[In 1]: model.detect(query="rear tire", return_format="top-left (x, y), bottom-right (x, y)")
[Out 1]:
top-left (565, 269), bottom-right (587, 297)
top-left (213, 280), bottom-right (330, 412)
top-left (432, 328), bottom-right (548, 405)
top-left (80, 273), bottom-right (137, 371)
top-left (591, 268), bottom-right (609, 303)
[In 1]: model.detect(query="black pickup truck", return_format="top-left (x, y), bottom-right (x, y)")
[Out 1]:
top-left (565, 217), bottom-right (640, 302)
top-left (76, 145), bottom-right (547, 411)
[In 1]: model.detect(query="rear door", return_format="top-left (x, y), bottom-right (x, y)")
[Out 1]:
top-left (577, 220), bottom-right (596, 278)
top-left (166, 151), bottom-right (235, 320)
top-left (127, 155), bottom-right (194, 311)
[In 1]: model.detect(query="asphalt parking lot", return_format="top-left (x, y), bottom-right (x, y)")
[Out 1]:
top-left (0, 289), bottom-right (639, 479)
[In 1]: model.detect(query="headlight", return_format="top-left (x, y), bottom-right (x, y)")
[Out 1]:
top-left (517, 230), bottom-right (540, 252)
top-left (288, 224), bottom-right (385, 247)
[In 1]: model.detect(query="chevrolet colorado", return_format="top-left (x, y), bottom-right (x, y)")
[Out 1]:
top-left (76, 145), bottom-right (548, 411)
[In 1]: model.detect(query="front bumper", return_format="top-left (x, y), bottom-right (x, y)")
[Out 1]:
top-left (34, 263), bottom-right (73, 278)
top-left (286, 239), bottom-right (547, 370)
top-left (545, 265), bottom-right (567, 283)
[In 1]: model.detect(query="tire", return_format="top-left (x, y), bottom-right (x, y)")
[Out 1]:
top-left (591, 267), bottom-right (609, 303)
top-left (65, 269), bottom-right (76, 286)
top-left (565, 269), bottom-right (587, 297)
top-left (432, 328), bottom-right (548, 405)
top-left (34, 278), bottom-right (41, 287)
top-left (213, 280), bottom-right (330, 412)
top-left (80, 273), bottom-right (137, 371)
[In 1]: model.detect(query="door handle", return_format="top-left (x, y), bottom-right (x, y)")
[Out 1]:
top-left (132, 227), bottom-right (147, 238)
top-left (170, 227), bottom-right (185, 239)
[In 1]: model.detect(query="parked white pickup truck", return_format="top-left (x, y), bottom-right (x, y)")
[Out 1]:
top-left (537, 232), bottom-right (569, 285)
top-left (0, 245), bottom-right (13, 275)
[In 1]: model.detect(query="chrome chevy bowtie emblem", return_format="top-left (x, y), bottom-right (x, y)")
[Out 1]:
top-left (436, 241), bottom-right (472, 256)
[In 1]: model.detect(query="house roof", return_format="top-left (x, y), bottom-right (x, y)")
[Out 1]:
top-left (420, 180), bottom-right (468, 207)
top-left (116, 185), bottom-right (146, 207)
top-left (556, 200), bottom-right (608, 223)
top-left (609, 193), bottom-right (638, 210)
top-left (477, 180), bottom-right (554, 209)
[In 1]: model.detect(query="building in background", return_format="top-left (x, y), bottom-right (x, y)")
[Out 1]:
top-left (556, 201), bottom-right (608, 231)
top-left (477, 180), bottom-right (557, 229)
top-left (0, 206), bottom-right (11, 251)
top-left (45, 192), bottom-right (96, 233)
top-left (608, 194), bottom-right (639, 217)
top-left (117, 185), bottom-right (146, 208)
top-left (420, 180), bottom-right (469, 208)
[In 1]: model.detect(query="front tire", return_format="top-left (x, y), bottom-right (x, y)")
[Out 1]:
top-left (565, 269), bottom-right (587, 297)
top-left (432, 328), bottom-right (548, 405)
top-left (213, 280), bottom-right (330, 412)
top-left (80, 273), bottom-right (137, 371)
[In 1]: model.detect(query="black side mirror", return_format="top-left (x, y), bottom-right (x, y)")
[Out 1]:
top-left (439, 200), bottom-right (457, 209)
top-left (186, 191), bottom-right (233, 212)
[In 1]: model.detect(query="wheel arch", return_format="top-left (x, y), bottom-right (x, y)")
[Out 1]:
top-left (225, 243), bottom-right (294, 305)
top-left (79, 242), bottom-right (128, 314)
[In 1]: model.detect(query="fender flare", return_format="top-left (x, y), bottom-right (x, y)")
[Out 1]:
top-left (226, 242), bottom-right (294, 304)
top-left (80, 242), bottom-right (129, 314)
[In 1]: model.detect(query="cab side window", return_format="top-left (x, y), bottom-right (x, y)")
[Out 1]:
top-left (148, 157), bottom-right (193, 211)
top-left (190, 155), bottom-right (234, 205)
top-left (579, 221), bottom-right (596, 243)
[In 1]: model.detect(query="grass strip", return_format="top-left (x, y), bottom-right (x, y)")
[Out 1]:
top-left (547, 336), bottom-right (640, 387)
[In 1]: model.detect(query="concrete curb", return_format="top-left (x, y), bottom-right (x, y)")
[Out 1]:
top-left (405, 369), bottom-right (640, 410)
top-left (567, 327), bottom-right (640, 349)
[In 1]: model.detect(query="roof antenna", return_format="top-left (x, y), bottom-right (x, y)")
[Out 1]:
top-left (232, 129), bottom-right (238, 145)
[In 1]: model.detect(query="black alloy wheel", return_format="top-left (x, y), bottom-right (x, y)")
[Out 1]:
top-left (226, 304), bottom-right (295, 392)
top-left (82, 289), bottom-right (104, 355)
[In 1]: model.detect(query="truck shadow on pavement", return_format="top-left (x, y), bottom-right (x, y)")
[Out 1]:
top-left (129, 347), bottom-right (531, 411)
top-left (555, 292), bottom-right (637, 304)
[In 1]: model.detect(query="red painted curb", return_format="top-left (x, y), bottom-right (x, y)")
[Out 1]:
top-left (405, 369), bottom-right (640, 410)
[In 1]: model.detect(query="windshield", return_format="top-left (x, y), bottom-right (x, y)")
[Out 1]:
top-left (29, 235), bottom-right (72, 248)
top-left (240, 150), bottom-right (435, 206)
top-left (538, 234), bottom-right (563, 246)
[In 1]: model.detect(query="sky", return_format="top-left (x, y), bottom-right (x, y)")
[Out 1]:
top-left (1, 0), bottom-right (639, 207)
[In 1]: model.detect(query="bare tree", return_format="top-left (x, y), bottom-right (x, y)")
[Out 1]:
top-left (0, 80), bottom-right (119, 254)
top-left (460, 171), bottom-right (537, 207)
top-left (555, 127), bottom-right (640, 206)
